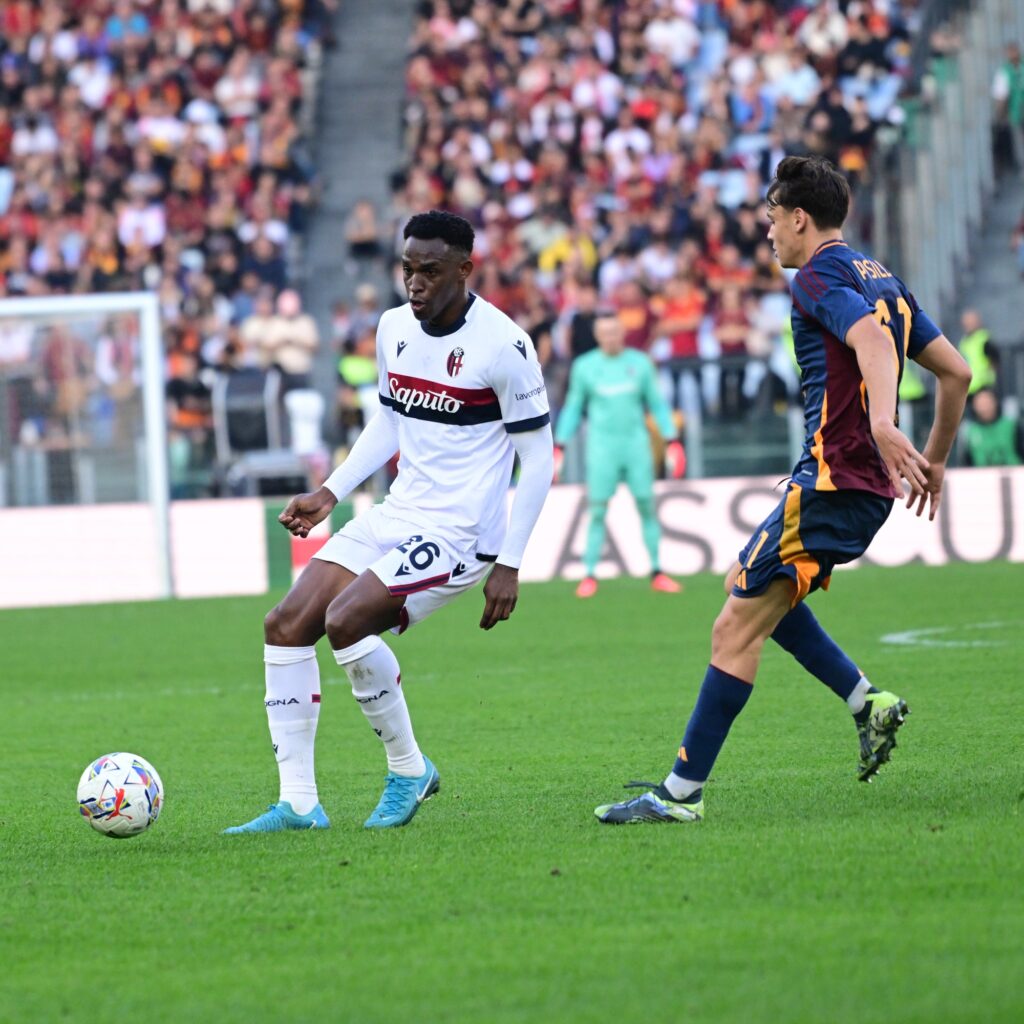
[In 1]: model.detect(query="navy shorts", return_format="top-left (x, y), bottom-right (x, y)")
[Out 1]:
top-left (733, 482), bottom-right (893, 605)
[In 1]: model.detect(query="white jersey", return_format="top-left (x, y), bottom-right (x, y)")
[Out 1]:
top-left (374, 293), bottom-right (550, 557)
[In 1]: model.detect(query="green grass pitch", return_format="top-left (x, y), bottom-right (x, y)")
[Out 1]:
top-left (1, 562), bottom-right (1022, 1023)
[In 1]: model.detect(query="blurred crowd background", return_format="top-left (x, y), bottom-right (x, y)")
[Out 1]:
top-left (0, 0), bottom-right (332, 495)
top-left (0, 0), bottom-right (1021, 506)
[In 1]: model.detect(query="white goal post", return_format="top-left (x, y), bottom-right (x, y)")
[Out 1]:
top-left (0, 291), bottom-right (171, 599)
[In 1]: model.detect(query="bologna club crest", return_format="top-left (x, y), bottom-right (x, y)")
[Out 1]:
top-left (446, 347), bottom-right (465, 377)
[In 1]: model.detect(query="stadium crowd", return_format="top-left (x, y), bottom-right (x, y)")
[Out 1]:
top-left (380, 0), bottom-right (923, 420)
top-left (0, 0), bottom-right (331, 495)
top-left (3, 0), bottom-right (1021, 503)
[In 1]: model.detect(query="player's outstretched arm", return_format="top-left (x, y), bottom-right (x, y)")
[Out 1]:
top-left (845, 315), bottom-right (928, 497)
top-left (279, 408), bottom-right (399, 538)
top-left (480, 425), bottom-right (554, 630)
top-left (909, 334), bottom-right (972, 520)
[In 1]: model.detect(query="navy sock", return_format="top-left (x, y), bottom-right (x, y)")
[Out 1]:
top-left (770, 602), bottom-right (862, 702)
top-left (670, 665), bottom-right (753, 784)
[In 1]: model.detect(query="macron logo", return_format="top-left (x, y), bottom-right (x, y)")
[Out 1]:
top-left (514, 339), bottom-right (528, 359)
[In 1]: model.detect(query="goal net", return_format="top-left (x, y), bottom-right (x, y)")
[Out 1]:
top-left (0, 292), bottom-right (170, 599)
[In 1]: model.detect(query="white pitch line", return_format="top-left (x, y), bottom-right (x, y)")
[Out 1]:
top-left (30, 682), bottom-right (256, 704)
top-left (880, 620), bottom-right (1021, 648)
top-left (12, 664), bottom-right (526, 706)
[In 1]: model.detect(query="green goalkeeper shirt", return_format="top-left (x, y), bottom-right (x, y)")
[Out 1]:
top-left (554, 348), bottom-right (676, 447)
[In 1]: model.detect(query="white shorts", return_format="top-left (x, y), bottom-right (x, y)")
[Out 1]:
top-left (312, 505), bottom-right (493, 634)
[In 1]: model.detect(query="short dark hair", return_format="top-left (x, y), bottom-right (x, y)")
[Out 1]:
top-left (403, 210), bottom-right (475, 257)
top-left (766, 156), bottom-right (850, 230)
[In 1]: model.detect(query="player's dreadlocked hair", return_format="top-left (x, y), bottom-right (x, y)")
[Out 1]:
top-left (766, 156), bottom-right (850, 230)
top-left (404, 211), bottom-right (475, 258)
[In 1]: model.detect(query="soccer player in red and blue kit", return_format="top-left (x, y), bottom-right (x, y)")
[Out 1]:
top-left (597, 156), bottom-right (972, 824)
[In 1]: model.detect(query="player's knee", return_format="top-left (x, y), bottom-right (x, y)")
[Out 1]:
top-left (589, 501), bottom-right (608, 523)
top-left (324, 594), bottom-right (369, 650)
top-left (264, 603), bottom-right (314, 647)
top-left (263, 603), bottom-right (291, 646)
top-left (710, 606), bottom-right (733, 654)
top-left (710, 602), bottom-right (755, 661)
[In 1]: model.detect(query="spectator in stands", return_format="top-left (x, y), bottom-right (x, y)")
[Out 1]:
top-left (94, 314), bottom-right (141, 445)
top-left (558, 280), bottom-right (600, 360)
top-left (346, 283), bottom-right (383, 347)
top-left (957, 309), bottom-right (998, 395)
top-left (799, 2), bottom-right (849, 60)
top-left (228, 270), bottom-right (262, 326)
top-left (330, 299), bottom-right (352, 353)
top-left (615, 279), bottom-right (657, 352)
top-left (239, 291), bottom-right (277, 370)
top-left (165, 348), bottom-right (213, 498)
top-left (40, 326), bottom-right (92, 435)
top-left (652, 273), bottom-right (705, 365)
top-left (259, 288), bottom-right (320, 392)
top-left (650, 271), bottom-right (707, 414)
top-left (241, 235), bottom-right (288, 292)
top-left (336, 325), bottom-right (378, 446)
top-left (963, 388), bottom-right (1023, 467)
top-left (993, 43), bottom-right (1024, 174)
top-left (344, 199), bottom-right (384, 275)
top-left (0, 318), bottom-right (39, 444)
top-left (714, 287), bottom-right (754, 420)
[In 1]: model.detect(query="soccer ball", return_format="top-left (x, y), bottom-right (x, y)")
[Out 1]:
top-left (77, 753), bottom-right (164, 838)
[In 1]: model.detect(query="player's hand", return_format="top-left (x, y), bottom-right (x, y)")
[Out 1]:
top-left (906, 461), bottom-right (945, 521)
top-left (870, 419), bottom-right (928, 498)
top-left (665, 439), bottom-right (687, 480)
top-left (552, 445), bottom-right (564, 484)
top-left (278, 486), bottom-right (338, 539)
top-left (480, 563), bottom-right (518, 630)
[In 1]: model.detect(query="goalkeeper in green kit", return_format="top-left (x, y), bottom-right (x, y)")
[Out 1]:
top-left (554, 313), bottom-right (686, 598)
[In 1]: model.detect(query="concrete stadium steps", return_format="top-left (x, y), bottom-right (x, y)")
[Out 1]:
top-left (962, 173), bottom-right (1024, 347)
top-left (302, 0), bottom-right (409, 402)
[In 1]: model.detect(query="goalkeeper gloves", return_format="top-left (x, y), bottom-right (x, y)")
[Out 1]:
top-left (665, 439), bottom-right (687, 479)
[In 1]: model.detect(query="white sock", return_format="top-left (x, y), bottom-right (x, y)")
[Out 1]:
top-left (847, 677), bottom-right (875, 715)
top-left (264, 644), bottom-right (321, 815)
top-left (662, 773), bottom-right (705, 801)
top-left (334, 635), bottom-right (426, 777)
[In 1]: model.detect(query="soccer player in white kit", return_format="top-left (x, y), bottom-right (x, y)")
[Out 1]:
top-left (225, 211), bottom-right (554, 833)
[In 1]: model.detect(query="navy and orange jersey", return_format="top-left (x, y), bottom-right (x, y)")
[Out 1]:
top-left (788, 240), bottom-right (941, 499)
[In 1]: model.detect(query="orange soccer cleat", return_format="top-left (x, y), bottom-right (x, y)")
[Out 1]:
top-left (650, 572), bottom-right (683, 594)
top-left (575, 576), bottom-right (598, 599)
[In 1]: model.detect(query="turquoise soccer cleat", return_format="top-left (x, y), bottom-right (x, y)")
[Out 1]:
top-left (222, 801), bottom-right (330, 834)
top-left (857, 691), bottom-right (910, 781)
top-left (595, 782), bottom-right (704, 824)
top-left (364, 756), bottom-right (440, 828)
